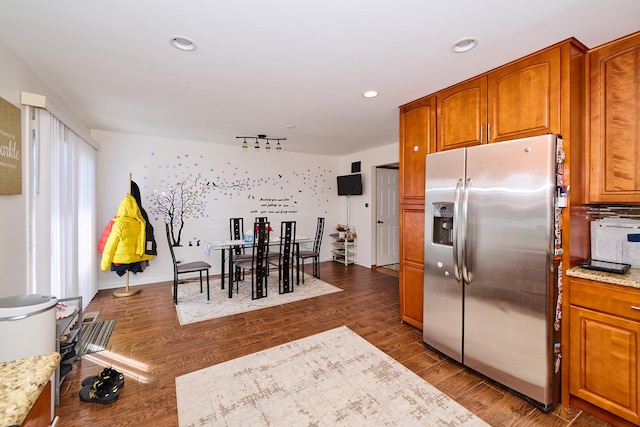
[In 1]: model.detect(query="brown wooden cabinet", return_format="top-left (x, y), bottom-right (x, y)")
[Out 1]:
top-left (569, 277), bottom-right (640, 425)
top-left (436, 44), bottom-right (562, 151)
top-left (21, 380), bottom-right (52, 427)
top-left (436, 77), bottom-right (487, 151)
top-left (398, 96), bottom-right (435, 329)
top-left (399, 96), bottom-right (436, 204)
top-left (488, 47), bottom-right (560, 142)
top-left (399, 206), bottom-right (425, 329)
top-left (587, 32), bottom-right (640, 203)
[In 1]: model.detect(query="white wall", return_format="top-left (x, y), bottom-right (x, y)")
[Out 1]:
top-left (339, 143), bottom-right (399, 268)
top-left (0, 42), bottom-right (91, 298)
top-left (94, 130), bottom-right (347, 289)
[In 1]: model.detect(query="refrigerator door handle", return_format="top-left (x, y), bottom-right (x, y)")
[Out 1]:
top-left (453, 178), bottom-right (463, 283)
top-left (462, 177), bottom-right (473, 284)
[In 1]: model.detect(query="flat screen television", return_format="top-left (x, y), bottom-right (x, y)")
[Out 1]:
top-left (337, 173), bottom-right (362, 196)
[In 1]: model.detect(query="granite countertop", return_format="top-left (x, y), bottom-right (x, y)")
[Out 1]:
top-left (566, 266), bottom-right (640, 289)
top-left (0, 352), bottom-right (60, 427)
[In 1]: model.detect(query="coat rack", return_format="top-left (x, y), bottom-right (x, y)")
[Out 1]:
top-left (113, 173), bottom-right (142, 298)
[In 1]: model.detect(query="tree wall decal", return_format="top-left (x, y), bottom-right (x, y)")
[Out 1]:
top-left (148, 176), bottom-right (216, 246)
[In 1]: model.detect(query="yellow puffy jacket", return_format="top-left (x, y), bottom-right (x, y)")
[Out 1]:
top-left (100, 194), bottom-right (155, 271)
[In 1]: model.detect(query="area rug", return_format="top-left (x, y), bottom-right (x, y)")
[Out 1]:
top-left (174, 274), bottom-right (343, 326)
top-left (175, 326), bottom-right (489, 426)
top-left (80, 319), bottom-right (116, 355)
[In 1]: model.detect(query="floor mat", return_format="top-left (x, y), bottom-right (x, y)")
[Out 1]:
top-left (79, 319), bottom-right (116, 355)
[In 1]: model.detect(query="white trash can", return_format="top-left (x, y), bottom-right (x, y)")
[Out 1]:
top-left (0, 294), bottom-right (58, 362)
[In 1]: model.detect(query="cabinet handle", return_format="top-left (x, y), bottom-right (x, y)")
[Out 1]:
top-left (480, 126), bottom-right (483, 143)
top-left (631, 306), bottom-right (640, 311)
top-left (487, 124), bottom-right (491, 142)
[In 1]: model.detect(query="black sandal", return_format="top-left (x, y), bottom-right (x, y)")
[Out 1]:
top-left (79, 380), bottom-right (119, 404)
top-left (81, 367), bottom-right (125, 388)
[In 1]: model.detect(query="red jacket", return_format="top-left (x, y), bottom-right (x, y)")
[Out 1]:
top-left (98, 218), bottom-right (115, 253)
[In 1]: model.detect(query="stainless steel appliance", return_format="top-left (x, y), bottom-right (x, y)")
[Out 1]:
top-left (423, 134), bottom-right (561, 411)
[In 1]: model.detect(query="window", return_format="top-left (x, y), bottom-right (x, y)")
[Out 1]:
top-left (28, 108), bottom-right (98, 306)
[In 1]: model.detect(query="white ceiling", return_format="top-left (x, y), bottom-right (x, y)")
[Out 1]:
top-left (1, 1), bottom-right (639, 156)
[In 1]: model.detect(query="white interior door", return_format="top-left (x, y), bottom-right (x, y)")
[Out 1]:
top-left (376, 167), bottom-right (399, 266)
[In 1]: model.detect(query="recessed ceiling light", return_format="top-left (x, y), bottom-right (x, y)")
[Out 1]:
top-left (363, 90), bottom-right (379, 98)
top-left (451, 37), bottom-right (479, 53)
top-left (170, 35), bottom-right (197, 52)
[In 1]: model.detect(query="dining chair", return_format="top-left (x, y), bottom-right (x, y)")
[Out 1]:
top-left (255, 216), bottom-right (268, 224)
top-left (165, 223), bottom-right (211, 304)
top-left (296, 217), bottom-right (325, 283)
top-left (234, 221), bottom-right (270, 299)
top-left (268, 220), bottom-right (296, 294)
top-left (229, 217), bottom-right (251, 283)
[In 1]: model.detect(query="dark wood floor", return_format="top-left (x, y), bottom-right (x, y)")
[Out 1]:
top-left (56, 262), bottom-right (612, 426)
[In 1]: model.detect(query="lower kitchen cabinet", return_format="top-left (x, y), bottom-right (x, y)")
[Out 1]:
top-left (20, 380), bottom-right (52, 427)
top-left (569, 277), bottom-right (640, 425)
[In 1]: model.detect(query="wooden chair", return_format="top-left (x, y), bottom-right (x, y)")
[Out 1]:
top-left (165, 223), bottom-right (211, 304)
top-left (234, 221), bottom-right (270, 299)
top-left (296, 217), bottom-right (324, 283)
top-left (268, 221), bottom-right (296, 294)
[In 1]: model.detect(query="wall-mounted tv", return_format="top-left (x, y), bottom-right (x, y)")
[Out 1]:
top-left (337, 173), bottom-right (363, 196)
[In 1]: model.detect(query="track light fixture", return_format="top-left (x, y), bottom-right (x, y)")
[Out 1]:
top-left (236, 134), bottom-right (286, 150)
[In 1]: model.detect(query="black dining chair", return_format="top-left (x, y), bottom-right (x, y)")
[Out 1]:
top-left (255, 216), bottom-right (268, 224)
top-left (268, 220), bottom-right (296, 294)
top-left (234, 221), bottom-right (270, 299)
top-left (230, 217), bottom-right (251, 281)
top-left (296, 217), bottom-right (325, 283)
top-left (165, 223), bottom-right (211, 304)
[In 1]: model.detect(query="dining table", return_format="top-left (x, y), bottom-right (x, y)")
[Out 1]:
top-left (208, 236), bottom-right (312, 298)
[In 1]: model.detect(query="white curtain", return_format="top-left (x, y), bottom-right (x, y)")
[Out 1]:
top-left (32, 109), bottom-right (98, 307)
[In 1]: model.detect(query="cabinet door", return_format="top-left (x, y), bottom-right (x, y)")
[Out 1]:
top-left (399, 96), bottom-right (435, 203)
top-left (569, 305), bottom-right (640, 424)
top-left (399, 206), bottom-right (424, 329)
top-left (488, 47), bottom-right (560, 142)
top-left (21, 380), bottom-right (52, 427)
top-left (436, 76), bottom-right (487, 151)
top-left (588, 33), bottom-right (640, 203)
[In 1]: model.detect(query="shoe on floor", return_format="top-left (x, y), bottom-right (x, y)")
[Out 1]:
top-left (81, 367), bottom-right (125, 388)
top-left (79, 380), bottom-right (119, 404)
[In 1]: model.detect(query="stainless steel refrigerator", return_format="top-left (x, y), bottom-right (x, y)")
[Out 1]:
top-left (423, 134), bottom-right (561, 411)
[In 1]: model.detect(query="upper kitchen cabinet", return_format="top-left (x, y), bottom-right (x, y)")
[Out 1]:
top-left (436, 43), bottom-right (565, 151)
top-left (488, 48), bottom-right (560, 142)
top-left (399, 96), bottom-right (436, 204)
top-left (436, 77), bottom-right (487, 151)
top-left (587, 32), bottom-right (640, 203)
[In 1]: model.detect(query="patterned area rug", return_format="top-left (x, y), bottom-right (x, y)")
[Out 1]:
top-left (176, 326), bottom-right (489, 426)
top-left (174, 274), bottom-right (343, 325)
top-left (80, 320), bottom-right (116, 355)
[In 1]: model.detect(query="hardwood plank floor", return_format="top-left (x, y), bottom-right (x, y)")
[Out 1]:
top-left (56, 262), bottom-right (612, 426)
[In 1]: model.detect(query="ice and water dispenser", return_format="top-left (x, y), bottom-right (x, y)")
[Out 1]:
top-left (432, 202), bottom-right (454, 246)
